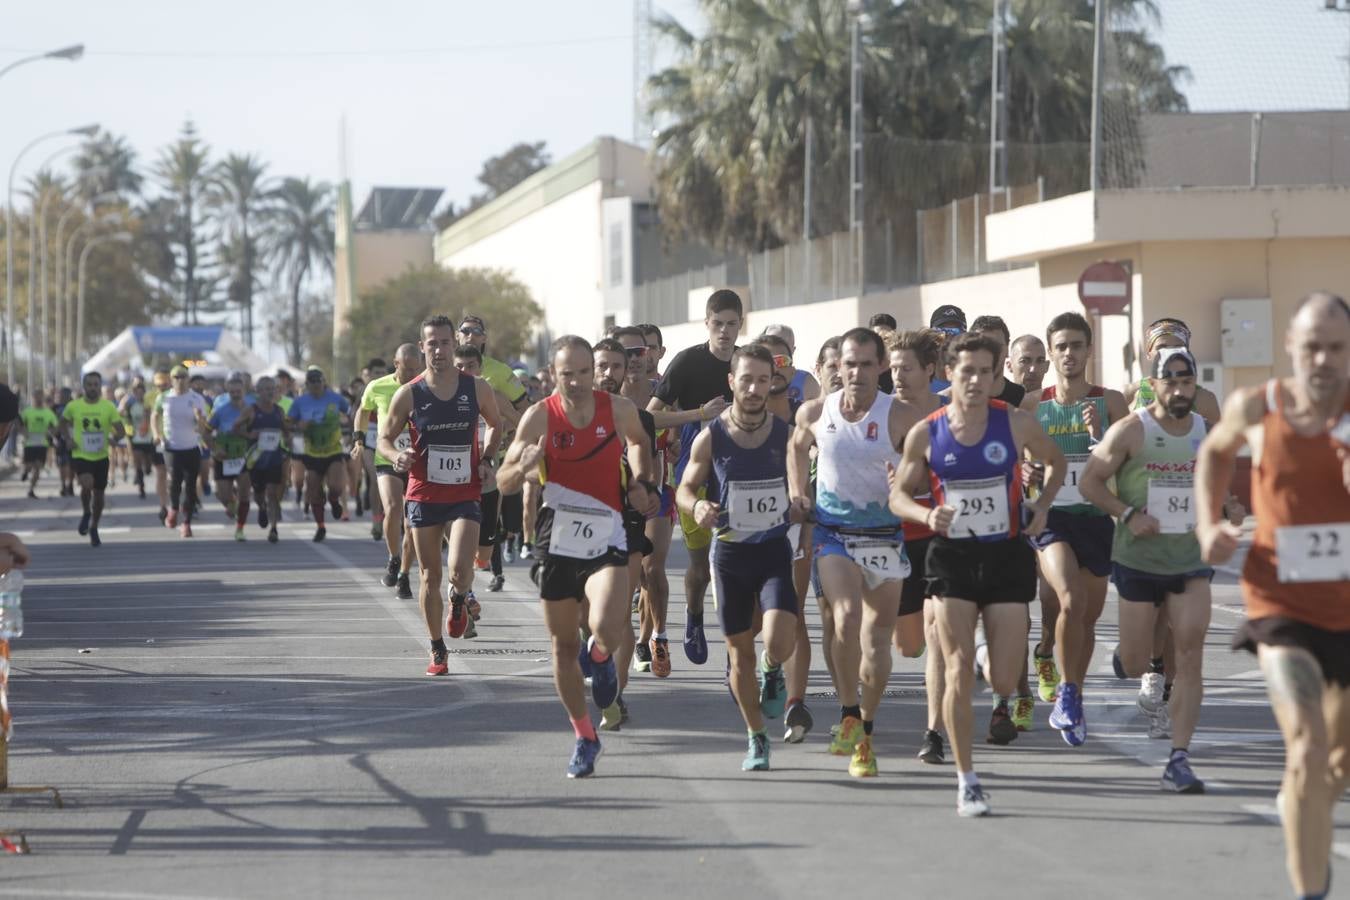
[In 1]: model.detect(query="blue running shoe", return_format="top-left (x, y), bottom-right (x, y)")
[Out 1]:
top-left (1048, 682), bottom-right (1077, 732)
top-left (588, 636), bottom-right (619, 710)
top-left (577, 638), bottom-right (594, 682)
top-left (758, 652), bottom-right (787, 720)
top-left (684, 613), bottom-right (708, 665)
top-left (742, 731), bottom-right (771, 771)
top-left (1161, 754), bottom-right (1205, 794)
top-left (1064, 684), bottom-right (1087, 747)
top-left (567, 736), bottom-right (602, 778)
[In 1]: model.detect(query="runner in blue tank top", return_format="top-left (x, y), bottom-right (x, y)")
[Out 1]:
top-left (892, 331), bottom-right (1066, 818)
top-left (679, 343), bottom-right (801, 772)
top-left (234, 375), bottom-right (291, 544)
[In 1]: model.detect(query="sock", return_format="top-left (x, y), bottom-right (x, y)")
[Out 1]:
top-left (841, 704), bottom-right (861, 722)
top-left (748, 727), bottom-right (767, 738)
top-left (958, 770), bottom-right (980, 790)
top-left (654, 630), bottom-right (667, 641)
top-left (862, 719), bottom-right (874, 736)
top-left (430, 638), bottom-right (447, 654)
top-left (688, 611), bottom-right (703, 628)
top-left (760, 649), bottom-right (779, 672)
top-left (236, 500), bottom-right (249, 527)
top-left (389, 555), bottom-right (400, 567)
top-left (992, 693), bottom-right (1007, 708)
top-left (1149, 656), bottom-right (1165, 674)
top-left (1170, 747), bottom-right (1188, 760)
top-left (1163, 682), bottom-right (1173, 703)
top-left (572, 716), bottom-right (597, 741)
top-left (312, 503), bottom-right (325, 526)
top-left (589, 641), bottom-right (609, 664)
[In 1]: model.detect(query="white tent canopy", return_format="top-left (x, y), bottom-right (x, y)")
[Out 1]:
top-left (82, 326), bottom-right (271, 378)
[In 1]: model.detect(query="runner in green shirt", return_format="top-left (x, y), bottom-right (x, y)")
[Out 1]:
top-left (60, 371), bottom-right (125, 546)
top-left (18, 389), bottom-right (59, 498)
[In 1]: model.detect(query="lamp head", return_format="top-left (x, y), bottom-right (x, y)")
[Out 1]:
top-left (71, 124), bottom-right (99, 138)
top-left (46, 44), bottom-right (85, 62)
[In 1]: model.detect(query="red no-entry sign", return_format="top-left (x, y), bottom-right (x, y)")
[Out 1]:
top-left (1077, 261), bottom-right (1132, 315)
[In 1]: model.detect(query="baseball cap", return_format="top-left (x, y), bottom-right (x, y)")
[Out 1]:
top-left (1149, 347), bottom-right (1197, 379)
top-left (305, 367), bottom-right (325, 384)
top-left (170, 365), bottom-right (189, 378)
top-left (930, 305), bottom-right (967, 329)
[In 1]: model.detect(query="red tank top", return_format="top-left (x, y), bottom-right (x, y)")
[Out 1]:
top-left (1242, 380), bottom-right (1350, 629)
top-left (544, 391), bottom-right (622, 512)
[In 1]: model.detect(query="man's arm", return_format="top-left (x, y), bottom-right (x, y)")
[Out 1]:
top-left (676, 429), bottom-right (716, 527)
top-left (889, 421), bottom-right (939, 528)
top-left (1196, 387), bottom-right (1262, 565)
top-left (1079, 416), bottom-right (1142, 523)
top-left (800, 370), bottom-right (821, 402)
top-left (376, 385), bottom-right (414, 471)
top-left (787, 399), bottom-right (822, 517)
top-left (496, 403), bottom-right (548, 496)
top-left (1104, 388), bottom-right (1130, 426)
top-left (1012, 408), bottom-right (1066, 535)
top-left (614, 396), bottom-right (659, 516)
top-left (476, 377), bottom-right (503, 463)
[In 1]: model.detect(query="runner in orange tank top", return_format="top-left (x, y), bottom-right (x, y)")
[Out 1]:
top-left (1197, 291), bottom-right (1350, 900)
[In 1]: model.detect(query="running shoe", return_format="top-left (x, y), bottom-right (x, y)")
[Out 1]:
top-left (784, 702), bottom-right (814, 744)
top-left (1048, 681), bottom-right (1077, 732)
top-left (463, 617), bottom-right (478, 639)
top-left (180, 522), bottom-right (193, 539)
top-left (684, 614), bottom-right (708, 665)
top-left (1161, 754), bottom-right (1204, 794)
top-left (633, 643), bottom-right (652, 673)
top-left (1011, 696), bottom-right (1035, 732)
top-left (446, 595), bottom-right (468, 639)
top-left (330, 498), bottom-right (343, 519)
top-left (203, 481), bottom-right (212, 497)
top-left (466, 593), bottom-right (482, 621)
top-left (313, 526), bottom-right (326, 543)
top-left (226, 498), bottom-right (237, 520)
top-left (487, 575), bottom-right (504, 592)
top-left (77, 511), bottom-right (90, 536)
top-left (618, 696), bottom-right (629, 724)
top-left (849, 736), bottom-right (878, 777)
top-left (258, 505), bottom-right (268, 529)
top-left (600, 700), bottom-right (623, 732)
top-left (987, 699), bottom-right (1018, 745)
top-left (396, 574), bottom-right (412, 599)
top-left (567, 736), bottom-right (602, 778)
top-left (650, 637), bottom-right (671, 678)
top-left (1138, 672), bottom-right (1165, 715)
top-left (1148, 703), bottom-right (1172, 740)
top-left (267, 527), bottom-right (279, 544)
top-left (588, 636), bottom-right (619, 710)
top-left (381, 557), bottom-right (400, 588)
top-left (89, 527), bottom-right (101, 548)
top-left (757, 653), bottom-right (787, 720)
top-left (630, 588), bottom-right (640, 615)
top-left (234, 527), bottom-right (246, 542)
top-left (958, 784), bottom-right (991, 818)
top-left (158, 507), bottom-right (169, 526)
top-left (577, 640), bottom-right (594, 682)
top-left (1112, 645), bottom-right (1128, 680)
top-left (167, 509), bottom-right (178, 528)
top-left (503, 543), bottom-right (515, 564)
top-left (828, 716), bottom-right (865, 756)
top-left (425, 647), bottom-right (449, 676)
top-left (743, 731), bottom-right (771, 771)
top-left (370, 520), bottom-right (381, 540)
top-left (917, 729), bottom-right (945, 764)
top-left (1035, 653), bottom-right (1059, 702)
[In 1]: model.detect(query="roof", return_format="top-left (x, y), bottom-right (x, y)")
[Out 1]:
top-left (355, 187), bottom-right (444, 230)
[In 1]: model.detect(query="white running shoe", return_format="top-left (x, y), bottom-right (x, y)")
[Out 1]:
top-left (1148, 703), bottom-right (1172, 740)
top-left (958, 784), bottom-right (991, 818)
top-left (1138, 672), bottom-right (1165, 715)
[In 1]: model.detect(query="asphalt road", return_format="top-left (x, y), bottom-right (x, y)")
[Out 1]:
top-left (0, 466), bottom-right (1342, 899)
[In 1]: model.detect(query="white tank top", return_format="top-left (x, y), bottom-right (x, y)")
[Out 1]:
top-left (814, 390), bottom-right (902, 529)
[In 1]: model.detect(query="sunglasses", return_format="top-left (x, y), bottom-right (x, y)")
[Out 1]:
top-left (171, 374), bottom-right (187, 380)
top-left (459, 326), bottom-right (485, 336)
top-left (771, 354), bottom-right (792, 368)
top-left (624, 346), bottom-right (649, 358)
top-left (936, 326), bottom-right (964, 337)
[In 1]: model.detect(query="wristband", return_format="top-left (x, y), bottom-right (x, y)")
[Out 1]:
top-left (1120, 506), bottom-right (1137, 525)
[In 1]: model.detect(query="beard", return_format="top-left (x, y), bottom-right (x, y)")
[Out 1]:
top-left (1166, 396), bottom-right (1194, 419)
top-left (598, 378), bottom-right (620, 394)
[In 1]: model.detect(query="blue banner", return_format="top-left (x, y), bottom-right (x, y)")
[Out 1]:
top-left (131, 327), bottom-right (223, 354)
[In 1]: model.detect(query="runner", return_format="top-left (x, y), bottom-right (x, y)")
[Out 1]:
top-left (1033, 311), bottom-right (1129, 746)
top-left (679, 343), bottom-right (800, 770)
top-left (378, 316), bottom-right (502, 677)
top-left (1125, 318), bottom-right (1222, 421)
top-left (341, 376), bottom-right (366, 521)
top-left (51, 386), bottom-right (75, 497)
top-left (891, 331), bottom-right (1064, 816)
top-left (357, 359), bottom-right (387, 538)
top-left (648, 290), bottom-right (740, 665)
top-left (119, 379), bottom-right (155, 500)
top-left (60, 371), bottom-right (126, 547)
top-left (1007, 334), bottom-right (1050, 411)
top-left (357, 344), bottom-right (420, 598)
top-left (1080, 346), bottom-right (1232, 792)
top-left (144, 371), bottom-right (172, 521)
top-left (232, 375), bottom-right (290, 544)
top-left (288, 368), bottom-right (351, 543)
top-left (1197, 292), bottom-right (1349, 900)
top-left (205, 372), bottom-right (254, 542)
top-left (929, 305), bottom-right (967, 393)
top-left (189, 372), bottom-right (213, 504)
top-left (18, 388), bottom-right (59, 499)
top-left (153, 365), bottom-right (210, 538)
top-left (496, 334), bottom-right (659, 778)
top-left (788, 327), bottom-right (923, 777)
top-left (803, 334), bottom-right (845, 704)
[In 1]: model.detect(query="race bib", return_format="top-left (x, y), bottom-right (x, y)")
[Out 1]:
top-left (844, 537), bottom-right (907, 580)
top-left (365, 421), bottom-right (378, 447)
top-left (25, 434), bottom-right (46, 447)
top-left (1276, 523), bottom-right (1350, 583)
top-left (551, 503), bottom-right (613, 559)
top-left (1148, 476), bottom-right (1195, 535)
top-left (945, 476), bottom-right (1010, 538)
top-left (1052, 453), bottom-right (1090, 506)
top-left (81, 431), bottom-right (105, 454)
top-left (727, 478), bottom-right (788, 533)
top-left (222, 457), bottom-right (245, 477)
top-left (257, 430), bottom-right (281, 452)
top-left (427, 444), bottom-right (471, 485)
top-left (291, 436), bottom-right (307, 455)
top-left (394, 431), bottom-right (412, 453)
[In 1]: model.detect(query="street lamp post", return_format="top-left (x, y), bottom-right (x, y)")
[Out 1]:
top-left (62, 210), bottom-right (125, 381)
top-left (53, 194), bottom-right (117, 385)
top-left (25, 144), bottom-right (81, 395)
top-left (76, 232), bottom-right (133, 368)
top-left (0, 45), bottom-right (84, 82)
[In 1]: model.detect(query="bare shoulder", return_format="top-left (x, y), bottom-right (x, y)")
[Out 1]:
top-left (795, 396), bottom-right (826, 428)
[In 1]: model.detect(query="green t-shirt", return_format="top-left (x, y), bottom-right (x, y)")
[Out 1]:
top-left (1112, 410), bottom-right (1207, 574)
top-left (481, 356), bottom-right (526, 405)
top-left (20, 407), bottom-right (58, 448)
top-left (360, 373), bottom-right (405, 467)
top-left (63, 397), bottom-right (121, 461)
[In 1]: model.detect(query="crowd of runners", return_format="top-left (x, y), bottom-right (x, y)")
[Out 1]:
top-left (7, 290), bottom-right (1348, 899)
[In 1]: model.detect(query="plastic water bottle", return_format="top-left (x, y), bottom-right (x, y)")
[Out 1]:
top-left (0, 570), bottom-right (24, 640)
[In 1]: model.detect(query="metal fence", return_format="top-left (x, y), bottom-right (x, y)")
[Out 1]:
top-left (631, 261), bottom-right (742, 327)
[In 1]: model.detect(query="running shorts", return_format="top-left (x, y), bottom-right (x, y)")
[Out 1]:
top-left (72, 457), bottom-right (110, 491)
top-left (1234, 617), bottom-right (1350, 688)
top-left (1111, 562), bottom-right (1214, 607)
top-left (407, 499), bottom-right (481, 530)
top-left (925, 535), bottom-right (1036, 606)
top-left (712, 538), bottom-right (797, 637)
top-left (1028, 508), bottom-right (1114, 577)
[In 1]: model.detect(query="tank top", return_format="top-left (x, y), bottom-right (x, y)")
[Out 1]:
top-left (814, 390), bottom-right (902, 530)
top-left (901, 401), bottom-right (941, 542)
top-left (125, 399), bottom-right (152, 443)
top-left (927, 401), bottom-right (1023, 543)
top-left (406, 372), bottom-right (481, 504)
top-left (787, 369), bottom-right (809, 413)
top-left (249, 405), bottom-right (287, 470)
top-left (540, 392), bottom-right (625, 559)
top-left (1112, 409), bottom-right (1206, 573)
top-left (1133, 379), bottom-right (1155, 410)
top-left (1037, 385), bottom-right (1109, 515)
top-left (1242, 380), bottom-right (1350, 630)
top-left (707, 415), bottom-right (791, 544)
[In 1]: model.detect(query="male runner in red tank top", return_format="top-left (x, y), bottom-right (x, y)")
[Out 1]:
top-left (498, 335), bottom-right (659, 778)
top-left (1197, 292), bottom-right (1350, 900)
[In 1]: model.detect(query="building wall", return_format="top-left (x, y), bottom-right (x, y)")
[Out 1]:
top-left (353, 231), bottom-right (434, 294)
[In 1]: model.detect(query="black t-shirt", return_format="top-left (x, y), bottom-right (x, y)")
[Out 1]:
top-left (995, 379), bottom-right (1026, 408)
top-left (654, 343), bottom-right (733, 411)
top-left (879, 369), bottom-right (894, 395)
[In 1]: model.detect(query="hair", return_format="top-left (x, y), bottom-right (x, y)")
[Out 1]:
top-left (840, 327), bottom-right (885, 363)
top-left (1010, 333), bottom-right (1044, 353)
top-left (395, 342), bottom-right (421, 362)
top-left (969, 315), bottom-right (1011, 345)
top-left (637, 323), bottom-right (664, 346)
top-left (945, 331), bottom-right (1002, 369)
top-left (83, 370), bottom-right (103, 383)
top-left (732, 342), bottom-right (776, 373)
top-left (255, 376), bottom-right (275, 393)
top-left (815, 335), bottom-right (843, 368)
top-left (548, 334), bottom-right (593, 360)
top-left (460, 313), bottom-right (486, 330)
top-left (610, 326), bottom-right (645, 343)
top-left (755, 333), bottom-right (791, 355)
top-left (885, 329), bottom-right (942, 372)
top-left (366, 357), bottom-right (387, 371)
top-left (1046, 311), bottom-right (1093, 346)
top-left (276, 368), bottom-right (294, 381)
top-left (593, 338), bottom-right (627, 358)
top-left (421, 314), bottom-right (456, 334)
top-left (705, 289), bottom-right (743, 318)
top-left (868, 313), bottom-right (897, 330)
top-left (453, 344), bottom-right (482, 363)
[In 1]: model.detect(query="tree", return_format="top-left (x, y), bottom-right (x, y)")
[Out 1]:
top-left (151, 121), bottom-right (215, 324)
top-left (268, 176), bottom-right (334, 365)
top-left (208, 153), bottom-right (271, 346)
top-left (72, 130), bottom-right (143, 201)
top-left (432, 141), bottom-right (551, 230)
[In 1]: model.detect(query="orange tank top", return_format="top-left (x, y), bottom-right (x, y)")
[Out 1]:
top-left (1241, 379), bottom-right (1350, 630)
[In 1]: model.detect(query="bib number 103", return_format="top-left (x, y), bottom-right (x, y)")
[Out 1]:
top-left (427, 445), bottom-right (471, 485)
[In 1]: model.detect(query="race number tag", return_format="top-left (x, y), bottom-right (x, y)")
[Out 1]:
top-left (365, 421), bottom-right (378, 447)
top-left (427, 445), bottom-right (471, 485)
top-left (843, 537), bottom-right (906, 580)
top-left (1276, 523), bottom-right (1350, 583)
top-left (222, 458), bottom-right (245, 477)
top-left (81, 431), bottom-right (105, 454)
top-left (1052, 453), bottom-right (1090, 506)
top-left (727, 478), bottom-right (788, 533)
top-left (25, 433), bottom-right (45, 447)
top-left (1148, 476), bottom-right (1195, 535)
top-left (394, 431), bottom-right (412, 453)
top-left (291, 436), bottom-right (307, 455)
top-left (945, 476), bottom-right (1010, 537)
top-left (257, 430), bottom-right (281, 452)
top-left (551, 503), bottom-right (612, 559)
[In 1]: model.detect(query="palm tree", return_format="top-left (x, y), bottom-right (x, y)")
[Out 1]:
top-left (208, 153), bottom-right (270, 346)
top-left (151, 121), bottom-right (213, 324)
top-left (72, 129), bottom-right (143, 201)
top-left (268, 177), bottom-right (333, 364)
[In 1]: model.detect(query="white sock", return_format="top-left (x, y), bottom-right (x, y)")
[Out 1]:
top-left (958, 770), bottom-right (980, 791)
top-left (654, 630), bottom-right (667, 641)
